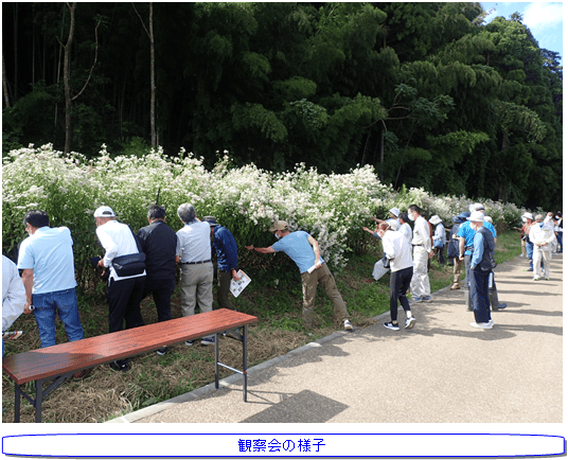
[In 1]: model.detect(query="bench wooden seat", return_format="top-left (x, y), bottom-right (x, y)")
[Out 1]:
top-left (2, 308), bottom-right (257, 422)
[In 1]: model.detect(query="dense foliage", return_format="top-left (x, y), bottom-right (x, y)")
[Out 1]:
top-left (3, 144), bottom-right (527, 292)
top-left (2, 2), bottom-right (562, 210)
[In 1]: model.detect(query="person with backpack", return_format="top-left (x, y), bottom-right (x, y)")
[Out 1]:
top-left (468, 211), bottom-right (496, 329)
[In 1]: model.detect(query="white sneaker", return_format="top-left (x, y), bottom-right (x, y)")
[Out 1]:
top-left (470, 321), bottom-right (494, 329)
top-left (405, 317), bottom-right (416, 330)
top-left (533, 276), bottom-right (540, 281)
top-left (343, 319), bottom-right (353, 331)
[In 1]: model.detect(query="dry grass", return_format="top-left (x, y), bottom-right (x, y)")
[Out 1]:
top-left (2, 290), bottom-right (343, 423)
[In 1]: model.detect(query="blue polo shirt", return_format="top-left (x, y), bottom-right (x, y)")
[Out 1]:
top-left (17, 226), bottom-right (77, 294)
top-left (272, 231), bottom-right (324, 273)
top-left (458, 221), bottom-right (496, 256)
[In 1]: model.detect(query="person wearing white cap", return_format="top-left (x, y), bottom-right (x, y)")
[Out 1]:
top-left (247, 220), bottom-right (353, 332)
top-left (372, 222), bottom-right (416, 331)
top-left (468, 211), bottom-right (495, 329)
top-left (529, 214), bottom-right (555, 280)
top-left (516, 215), bottom-right (528, 257)
top-left (521, 213), bottom-right (535, 271)
top-left (429, 215), bottom-right (446, 265)
top-left (94, 205), bottom-right (146, 372)
top-left (387, 208), bottom-right (400, 231)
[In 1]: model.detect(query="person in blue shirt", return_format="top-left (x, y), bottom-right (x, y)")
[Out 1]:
top-left (17, 210), bottom-right (88, 380)
top-left (247, 221), bottom-right (353, 331)
top-left (203, 216), bottom-right (241, 311)
top-left (468, 211), bottom-right (496, 329)
top-left (458, 204), bottom-right (506, 312)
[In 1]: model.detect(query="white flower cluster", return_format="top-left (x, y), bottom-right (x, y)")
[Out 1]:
top-left (2, 145), bottom-right (526, 268)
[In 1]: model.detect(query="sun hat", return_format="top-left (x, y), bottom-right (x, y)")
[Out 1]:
top-left (534, 214), bottom-right (544, 222)
top-left (203, 216), bottom-right (218, 227)
top-left (429, 215), bottom-right (442, 226)
top-left (473, 203), bottom-right (485, 211)
top-left (268, 220), bottom-right (289, 232)
top-left (522, 212), bottom-right (534, 220)
top-left (468, 211), bottom-right (485, 223)
top-left (458, 211), bottom-right (471, 220)
top-left (484, 216), bottom-right (493, 224)
top-left (94, 206), bottom-right (116, 218)
top-left (388, 207), bottom-right (400, 217)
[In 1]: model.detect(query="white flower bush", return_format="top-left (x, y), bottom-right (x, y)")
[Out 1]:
top-left (3, 145), bottom-right (526, 277)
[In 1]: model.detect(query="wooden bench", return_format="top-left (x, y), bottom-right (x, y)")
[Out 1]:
top-left (2, 308), bottom-right (257, 423)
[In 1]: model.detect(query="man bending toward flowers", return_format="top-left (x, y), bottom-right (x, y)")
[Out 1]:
top-left (246, 220), bottom-right (353, 331)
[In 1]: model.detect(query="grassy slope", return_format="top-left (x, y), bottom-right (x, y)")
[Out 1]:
top-left (2, 231), bottom-right (523, 422)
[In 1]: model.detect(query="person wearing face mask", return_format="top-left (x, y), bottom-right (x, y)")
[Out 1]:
top-left (246, 220), bottom-right (353, 332)
top-left (407, 205), bottom-right (434, 303)
top-left (468, 211), bottom-right (496, 329)
top-left (373, 222), bottom-right (416, 331)
top-left (529, 214), bottom-right (556, 280)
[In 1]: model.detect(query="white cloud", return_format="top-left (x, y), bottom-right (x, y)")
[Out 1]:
top-left (522, 2), bottom-right (563, 32)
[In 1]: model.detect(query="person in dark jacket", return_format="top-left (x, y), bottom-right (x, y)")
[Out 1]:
top-left (203, 216), bottom-right (241, 310)
top-left (137, 205), bottom-right (177, 355)
top-left (469, 211), bottom-right (496, 329)
top-left (447, 213), bottom-right (468, 289)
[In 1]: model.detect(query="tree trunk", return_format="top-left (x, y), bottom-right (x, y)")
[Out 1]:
top-left (2, 53), bottom-right (10, 108)
top-left (149, 2), bottom-right (157, 149)
top-left (63, 3), bottom-right (77, 154)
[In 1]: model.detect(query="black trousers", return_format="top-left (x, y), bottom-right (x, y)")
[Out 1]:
top-left (143, 277), bottom-right (175, 322)
top-left (107, 276), bottom-right (145, 334)
top-left (390, 266), bottom-right (413, 322)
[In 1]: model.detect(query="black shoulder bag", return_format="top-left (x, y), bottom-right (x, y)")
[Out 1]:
top-left (112, 226), bottom-right (146, 276)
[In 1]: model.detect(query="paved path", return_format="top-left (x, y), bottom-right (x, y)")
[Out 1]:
top-left (109, 254), bottom-right (563, 424)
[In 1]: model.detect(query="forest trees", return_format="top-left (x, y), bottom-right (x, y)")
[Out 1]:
top-left (1, 2), bottom-right (562, 210)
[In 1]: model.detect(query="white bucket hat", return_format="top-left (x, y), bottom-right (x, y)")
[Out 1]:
top-left (468, 211), bottom-right (485, 223)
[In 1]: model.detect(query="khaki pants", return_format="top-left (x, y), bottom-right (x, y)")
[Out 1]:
top-left (533, 246), bottom-right (552, 278)
top-left (410, 246), bottom-right (431, 299)
top-left (300, 263), bottom-right (349, 329)
top-left (180, 262), bottom-right (214, 317)
top-left (451, 257), bottom-right (462, 288)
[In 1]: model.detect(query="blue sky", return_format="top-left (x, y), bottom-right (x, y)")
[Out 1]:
top-left (480, 2), bottom-right (563, 64)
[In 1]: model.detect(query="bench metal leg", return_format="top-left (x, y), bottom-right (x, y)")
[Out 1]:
top-left (11, 374), bottom-right (69, 422)
top-left (214, 325), bottom-right (250, 402)
top-left (35, 379), bottom-right (44, 423)
top-left (14, 383), bottom-right (21, 423)
top-left (214, 333), bottom-right (220, 391)
top-left (242, 325), bottom-right (248, 402)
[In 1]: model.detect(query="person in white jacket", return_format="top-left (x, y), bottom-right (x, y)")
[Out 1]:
top-left (529, 214), bottom-right (556, 280)
top-left (375, 222), bottom-right (416, 331)
top-left (2, 255), bottom-right (26, 356)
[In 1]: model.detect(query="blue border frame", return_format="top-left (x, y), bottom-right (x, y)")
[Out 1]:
top-left (2, 432), bottom-right (566, 458)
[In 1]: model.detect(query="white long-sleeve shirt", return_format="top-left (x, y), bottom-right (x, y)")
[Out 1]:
top-left (96, 219), bottom-right (146, 281)
top-left (433, 222), bottom-right (447, 245)
top-left (398, 222), bottom-right (412, 244)
top-left (2, 255), bottom-right (26, 331)
top-left (411, 215), bottom-right (432, 252)
top-left (381, 230), bottom-right (413, 272)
